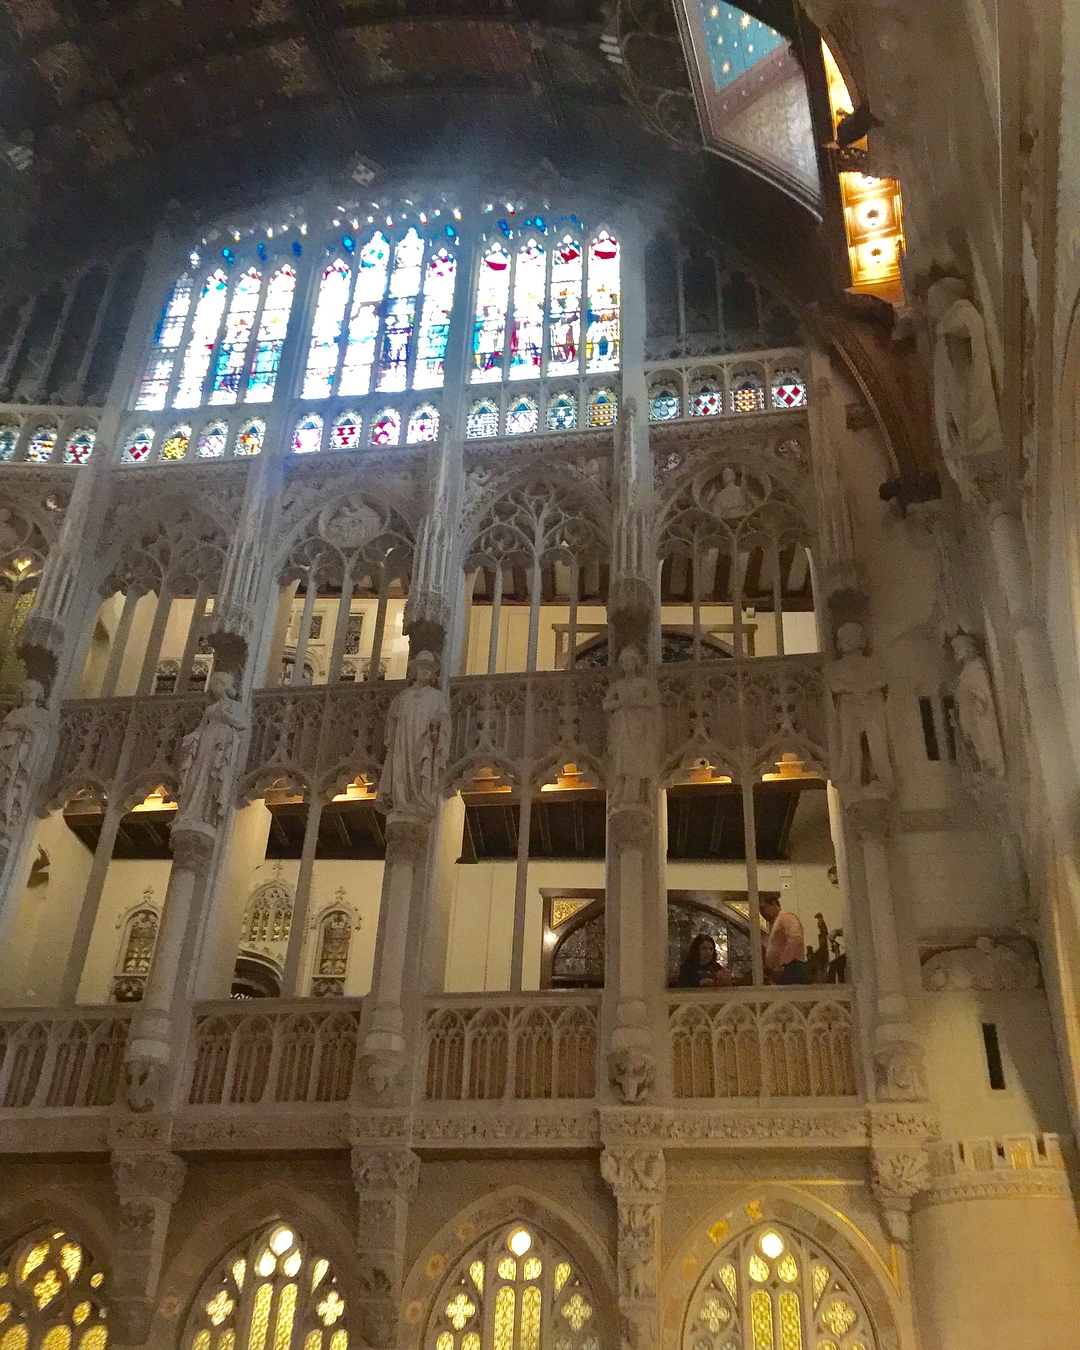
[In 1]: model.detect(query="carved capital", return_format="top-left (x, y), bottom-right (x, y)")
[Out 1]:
top-left (383, 816), bottom-right (431, 863)
top-left (351, 1145), bottom-right (421, 1194)
top-left (169, 828), bottom-right (216, 871)
top-left (608, 1047), bottom-right (656, 1105)
top-left (112, 1150), bottom-right (186, 1207)
top-left (600, 1145), bottom-right (666, 1201)
top-left (121, 1057), bottom-right (168, 1115)
top-left (872, 1146), bottom-right (930, 1245)
top-left (607, 806), bottom-right (653, 850)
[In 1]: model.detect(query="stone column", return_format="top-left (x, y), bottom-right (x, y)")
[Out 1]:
top-left (109, 1149), bottom-right (186, 1345)
top-left (350, 1144), bottom-right (420, 1348)
top-left (600, 1143), bottom-right (665, 1350)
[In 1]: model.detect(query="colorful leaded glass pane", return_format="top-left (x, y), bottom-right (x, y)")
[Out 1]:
top-left (466, 400), bottom-right (499, 438)
top-left (197, 422), bottom-right (228, 458)
top-left (211, 268), bottom-right (262, 404)
top-left (369, 409), bottom-right (400, 445)
top-left (331, 413), bottom-right (362, 449)
top-left (506, 396), bottom-right (539, 435)
top-left (234, 420), bottom-right (265, 457)
top-left (406, 404), bottom-right (439, 443)
top-left (378, 228), bottom-right (425, 392)
top-left (771, 369), bottom-right (807, 408)
top-left (649, 388), bottom-right (679, 420)
top-left (415, 249), bottom-right (457, 389)
top-left (547, 237), bottom-right (582, 375)
top-left (691, 382), bottom-right (723, 416)
top-left (509, 241), bottom-right (546, 381)
top-left (732, 374), bottom-right (765, 413)
top-left (63, 429), bottom-right (95, 464)
top-left (546, 393), bottom-right (576, 430)
top-left (293, 415), bottom-right (323, 454)
top-left (585, 232), bottom-right (620, 372)
top-left (137, 274), bottom-right (193, 410)
top-left (750, 1288), bottom-right (773, 1350)
top-left (26, 426), bottom-right (57, 463)
top-left (473, 245), bottom-right (511, 382)
top-left (340, 234), bottom-right (390, 397)
top-left (303, 261), bottom-right (351, 399)
top-left (160, 425), bottom-right (191, 461)
top-left (122, 427), bottom-right (154, 463)
top-left (0, 426), bottom-right (17, 461)
top-left (175, 270), bottom-right (230, 408)
top-left (586, 389), bottom-right (617, 427)
top-left (247, 266), bottom-right (296, 403)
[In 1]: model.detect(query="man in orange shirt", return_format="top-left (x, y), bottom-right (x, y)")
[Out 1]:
top-left (760, 896), bottom-right (809, 985)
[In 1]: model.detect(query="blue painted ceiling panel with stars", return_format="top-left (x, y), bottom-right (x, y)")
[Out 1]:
top-left (697, 3), bottom-right (785, 91)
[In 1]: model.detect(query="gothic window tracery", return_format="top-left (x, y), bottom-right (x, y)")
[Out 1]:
top-left (62, 429), bottom-right (95, 465)
top-left (25, 427), bottom-right (57, 464)
top-left (111, 905), bottom-right (159, 1002)
top-left (183, 1224), bottom-right (349, 1350)
top-left (311, 910), bottom-right (351, 997)
top-left (0, 1225), bottom-right (110, 1350)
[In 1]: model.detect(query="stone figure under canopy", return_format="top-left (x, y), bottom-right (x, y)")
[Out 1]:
top-left (376, 649), bottom-right (451, 821)
top-left (603, 646), bottom-right (659, 809)
top-left (825, 622), bottom-right (895, 798)
top-left (174, 671), bottom-right (250, 838)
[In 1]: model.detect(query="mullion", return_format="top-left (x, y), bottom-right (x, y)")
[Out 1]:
top-left (238, 266), bottom-right (272, 406)
top-left (404, 233), bottom-right (430, 395)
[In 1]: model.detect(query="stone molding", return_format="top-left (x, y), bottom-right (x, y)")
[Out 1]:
top-left (921, 1133), bottom-right (1070, 1205)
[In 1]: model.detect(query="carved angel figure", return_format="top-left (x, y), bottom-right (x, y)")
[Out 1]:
top-left (603, 647), bottom-right (659, 809)
top-left (950, 633), bottom-right (1005, 778)
top-left (927, 277), bottom-right (1003, 497)
top-left (0, 679), bottom-right (51, 840)
top-left (825, 622), bottom-right (895, 798)
top-left (174, 671), bottom-right (250, 836)
top-left (376, 650), bottom-right (450, 821)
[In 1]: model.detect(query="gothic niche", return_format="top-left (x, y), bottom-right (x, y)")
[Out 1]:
top-left (232, 878), bottom-right (293, 999)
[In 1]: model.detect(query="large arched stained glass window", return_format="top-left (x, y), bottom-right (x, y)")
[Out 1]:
top-left (428, 1224), bottom-right (599, 1350)
top-left (247, 267), bottom-right (297, 403)
top-left (683, 1223), bottom-right (877, 1350)
top-left (0, 1224), bottom-right (110, 1350)
top-left (210, 267), bottom-right (261, 403)
top-left (137, 274), bottom-right (193, 410)
top-left (183, 1224), bottom-right (348, 1350)
top-left (174, 270), bottom-right (230, 408)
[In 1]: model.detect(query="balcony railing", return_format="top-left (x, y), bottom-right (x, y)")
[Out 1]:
top-left (0, 1008), bottom-right (130, 1109)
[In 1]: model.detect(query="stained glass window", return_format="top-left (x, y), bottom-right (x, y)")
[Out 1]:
top-left (771, 369), bottom-right (807, 409)
top-left (467, 399), bottom-right (500, 438)
top-left (160, 424), bottom-right (192, 461)
top-left (0, 426), bottom-right (18, 461)
top-left (415, 249), bottom-right (457, 388)
top-left (407, 404), bottom-right (439, 444)
top-left (247, 266), bottom-right (297, 402)
top-left (303, 260), bottom-right (351, 399)
top-left (111, 906), bottom-right (158, 1002)
top-left (682, 1222), bottom-right (878, 1350)
top-left (585, 233), bottom-right (620, 372)
top-left (586, 389), bottom-right (617, 428)
top-left (25, 427), bottom-right (57, 463)
top-left (175, 270), bottom-right (230, 408)
top-left (731, 372), bottom-right (766, 413)
top-left (369, 409), bottom-right (400, 446)
top-left (506, 395), bottom-right (539, 435)
top-left (310, 910), bottom-right (351, 996)
top-left (509, 241), bottom-right (546, 380)
top-left (650, 387), bottom-right (680, 420)
top-left (210, 267), bottom-right (262, 404)
top-left (182, 1224), bottom-right (348, 1350)
top-left (340, 234), bottom-right (390, 396)
top-left (234, 419), bottom-right (265, 457)
top-left (293, 414), bottom-right (324, 454)
top-left (378, 228), bottom-right (425, 391)
top-left (331, 412), bottom-right (362, 450)
top-left (137, 273), bottom-right (193, 410)
top-left (473, 245), bottom-right (511, 382)
top-left (121, 426), bottom-right (154, 463)
top-left (691, 380), bottom-right (723, 416)
top-left (546, 392), bottom-right (577, 430)
top-left (548, 237), bottom-right (582, 376)
top-left (427, 1226), bottom-right (597, 1350)
top-left (197, 422), bottom-right (228, 458)
top-left (0, 1226), bottom-right (109, 1350)
top-left (63, 429), bottom-right (95, 464)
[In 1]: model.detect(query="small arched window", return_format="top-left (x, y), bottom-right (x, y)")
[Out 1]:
top-left (234, 419), bottom-right (265, 457)
top-left (586, 388), bottom-right (617, 428)
top-left (196, 422), bottom-right (228, 459)
top-left (121, 426), bottom-right (154, 463)
top-left (369, 409), bottom-right (400, 446)
top-left (160, 424), bottom-right (192, 462)
top-left (183, 1223), bottom-right (349, 1350)
top-left (771, 369), bottom-right (807, 409)
top-left (731, 372), bottom-right (765, 414)
top-left (247, 266), bottom-right (297, 403)
top-left (293, 414), bottom-right (324, 454)
top-left (649, 386), bottom-right (680, 421)
top-left (243, 881), bottom-right (293, 945)
top-left (175, 270), bottom-right (230, 408)
top-left (428, 1223), bottom-right (599, 1350)
top-left (112, 905), bottom-right (159, 1002)
top-left (331, 413), bottom-right (362, 450)
top-left (137, 272), bottom-right (194, 410)
top-left (63, 429), bottom-right (95, 465)
top-left (473, 245), bottom-right (512, 382)
top-left (311, 911), bottom-right (351, 997)
top-left (304, 260), bottom-right (352, 399)
top-left (690, 380), bottom-right (723, 417)
top-left (506, 396), bottom-right (538, 435)
top-left (0, 426), bottom-right (19, 461)
top-left (0, 1225), bottom-right (109, 1350)
top-left (407, 404), bottom-right (440, 444)
top-left (546, 392), bottom-right (577, 430)
top-left (466, 400), bottom-right (499, 439)
top-left (25, 427), bottom-right (57, 464)
top-left (210, 268), bottom-right (262, 404)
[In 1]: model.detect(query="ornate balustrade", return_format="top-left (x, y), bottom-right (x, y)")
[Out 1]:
top-left (668, 988), bottom-right (858, 1100)
top-left (0, 1008), bottom-right (129, 1109)
top-left (186, 1000), bottom-right (363, 1106)
top-left (422, 994), bottom-right (600, 1102)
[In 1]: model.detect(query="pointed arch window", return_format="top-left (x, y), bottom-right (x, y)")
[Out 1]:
top-left (684, 1222), bottom-right (877, 1350)
top-left (585, 232), bottom-right (620, 372)
top-left (466, 400), bottom-right (499, 439)
top-left (311, 910), bottom-right (351, 997)
top-left (197, 422), bottom-right (228, 458)
top-left (546, 392), bottom-right (576, 431)
top-left (234, 419), bottom-right (265, 457)
top-left (112, 905), bottom-right (159, 1002)
top-left (0, 1225), bottom-right (110, 1350)
top-left (121, 426), bottom-right (154, 463)
top-left (731, 372), bottom-right (766, 413)
top-left (137, 273), bottom-right (193, 410)
top-left (771, 369), bottom-right (806, 409)
top-left (649, 387), bottom-right (680, 420)
top-left (548, 236), bottom-right (583, 376)
top-left (473, 245), bottom-right (511, 383)
top-left (183, 1224), bottom-right (349, 1350)
top-left (303, 260), bottom-right (352, 400)
top-left (339, 233), bottom-right (391, 396)
top-left (210, 268), bottom-right (262, 404)
top-left (293, 414), bottom-right (324, 455)
top-left (160, 424), bottom-right (192, 462)
top-left (25, 427), bottom-right (57, 464)
top-left (247, 266), bottom-right (297, 403)
top-left (369, 409), bottom-right (400, 446)
top-left (175, 270), bottom-right (230, 408)
top-left (586, 389), bottom-right (617, 428)
top-left (506, 395), bottom-right (539, 435)
top-left (407, 404), bottom-right (440, 444)
top-left (244, 881), bottom-right (293, 944)
top-left (509, 241), bottom-right (546, 380)
top-left (691, 380), bottom-right (723, 417)
top-left (415, 249), bottom-right (457, 388)
top-left (331, 412), bottom-right (362, 450)
top-left (0, 426), bottom-right (18, 462)
top-left (428, 1224), bottom-right (599, 1350)
top-left (63, 429), bottom-right (95, 465)
top-left (378, 227), bottom-right (426, 392)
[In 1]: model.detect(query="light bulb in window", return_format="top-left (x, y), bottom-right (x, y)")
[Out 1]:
top-left (508, 1230), bottom-right (532, 1257)
top-left (759, 1231), bottom-right (784, 1259)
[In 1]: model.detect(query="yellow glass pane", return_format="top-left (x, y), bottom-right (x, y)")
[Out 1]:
top-left (247, 1283), bottom-right (272, 1350)
top-left (0, 1275), bottom-right (7, 1287)
top-left (206, 1292), bottom-right (235, 1326)
top-left (849, 1343), bottom-right (867, 1350)
top-left (561, 1293), bottom-right (592, 1332)
top-left (462, 1337), bottom-right (480, 1350)
top-left (444, 1293), bottom-right (475, 1331)
top-left (328, 1333), bottom-right (346, 1350)
top-left (317, 1292), bottom-right (345, 1328)
top-left (60, 1246), bottom-right (83, 1282)
top-left (748, 1254), bottom-right (770, 1283)
top-left (233, 1262), bottom-right (247, 1291)
top-left (35, 1269), bottom-right (63, 1309)
top-left (760, 1231), bottom-right (784, 1259)
top-left (42, 1327), bottom-right (71, 1350)
top-left (193, 1333), bottom-right (210, 1350)
top-left (751, 1289), bottom-right (773, 1350)
top-left (436, 1336), bottom-right (453, 1350)
top-left (219, 1332), bottom-right (236, 1350)
top-left (274, 1283), bottom-right (297, 1350)
top-left (311, 1261), bottom-right (328, 1292)
top-left (1, 1326), bottom-right (28, 1350)
top-left (493, 1287), bottom-right (515, 1350)
top-left (780, 1291), bottom-right (802, 1350)
top-left (73, 1303), bottom-right (91, 1325)
top-left (78, 1329), bottom-right (106, 1350)
top-left (699, 1297), bottom-right (729, 1332)
top-left (469, 1261), bottom-right (485, 1295)
top-left (497, 1257), bottom-right (516, 1281)
top-left (821, 1301), bottom-right (857, 1337)
top-left (553, 1262), bottom-right (570, 1294)
top-left (256, 1251), bottom-right (276, 1279)
top-left (812, 1265), bottom-right (829, 1306)
top-left (90, 1276), bottom-right (103, 1290)
top-left (817, 1343), bottom-right (837, 1350)
top-left (523, 1257), bottom-right (542, 1281)
top-left (508, 1230), bottom-right (532, 1257)
top-left (720, 1264), bottom-right (738, 1300)
top-left (0, 1307), bottom-right (7, 1324)
top-left (283, 1253), bottom-right (302, 1278)
top-left (520, 1286), bottom-right (541, 1350)
top-left (303, 1335), bottom-right (321, 1350)
top-left (778, 1254), bottom-right (799, 1283)
top-left (161, 432), bottom-right (190, 461)
top-left (270, 1228), bottom-right (293, 1256)
top-left (21, 1244), bottom-right (49, 1282)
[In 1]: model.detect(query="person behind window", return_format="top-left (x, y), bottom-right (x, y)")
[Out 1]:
top-left (760, 896), bottom-right (809, 984)
top-left (676, 933), bottom-right (732, 988)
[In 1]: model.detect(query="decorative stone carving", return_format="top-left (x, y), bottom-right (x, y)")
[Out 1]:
top-left (351, 1146), bottom-right (421, 1193)
top-left (871, 1145), bottom-right (930, 1243)
top-left (922, 937), bottom-right (1040, 991)
top-left (0, 678), bottom-right (53, 852)
top-left (826, 622), bottom-right (895, 799)
top-left (601, 1138), bottom-right (663, 1350)
top-left (375, 650), bottom-right (450, 822)
top-left (112, 1149), bottom-right (187, 1205)
top-left (608, 1047), bottom-right (656, 1105)
top-left (122, 1057), bottom-right (166, 1115)
top-left (110, 1149), bottom-right (187, 1341)
top-left (949, 633), bottom-right (1005, 778)
top-left (351, 1146), bottom-right (419, 1350)
top-left (600, 1144), bottom-right (665, 1198)
top-left (874, 1036), bottom-right (928, 1103)
top-left (603, 647), bottom-right (659, 809)
top-left (606, 804), bottom-right (653, 849)
top-left (174, 672), bottom-right (250, 838)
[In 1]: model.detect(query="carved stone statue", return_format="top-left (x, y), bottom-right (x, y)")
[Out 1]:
top-left (950, 633), bottom-right (1005, 778)
top-left (0, 678), bottom-right (52, 842)
top-left (173, 672), bottom-right (250, 838)
top-left (603, 647), bottom-right (659, 809)
top-left (710, 466), bottom-right (752, 519)
top-left (376, 650), bottom-right (450, 821)
top-left (927, 278), bottom-right (1003, 498)
top-left (825, 622), bottom-right (895, 798)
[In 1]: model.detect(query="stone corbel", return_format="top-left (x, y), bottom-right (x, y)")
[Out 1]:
top-left (350, 1146), bottom-right (421, 1349)
top-left (870, 1145), bottom-right (930, 1244)
top-left (600, 1145), bottom-right (665, 1350)
top-left (110, 1150), bottom-right (186, 1343)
